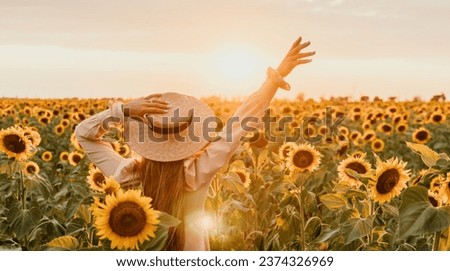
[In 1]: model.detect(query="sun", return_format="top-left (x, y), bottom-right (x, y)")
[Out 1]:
top-left (211, 43), bottom-right (262, 82)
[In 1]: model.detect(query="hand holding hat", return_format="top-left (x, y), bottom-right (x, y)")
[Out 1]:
top-left (123, 93), bottom-right (171, 118)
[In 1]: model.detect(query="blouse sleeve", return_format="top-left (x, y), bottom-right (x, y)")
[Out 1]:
top-left (74, 102), bottom-right (137, 183)
top-left (184, 67), bottom-right (289, 191)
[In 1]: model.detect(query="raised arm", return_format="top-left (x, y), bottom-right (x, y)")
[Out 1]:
top-left (184, 37), bottom-right (315, 189)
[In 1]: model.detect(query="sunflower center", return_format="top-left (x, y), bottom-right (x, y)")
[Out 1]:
top-left (415, 131), bottom-right (428, 141)
top-left (3, 134), bottom-right (26, 154)
top-left (282, 147), bottom-right (291, 157)
top-left (93, 172), bottom-right (106, 186)
top-left (346, 162), bottom-right (367, 179)
top-left (376, 168), bottom-right (400, 194)
top-left (72, 154), bottom-right (81, 163)
top-left (428, 196), bottom-right (438, 207)
top-left (236, 171), bottom-right (247, 183)
top-left (27, 165), bottom-right (37, 173)
top-left (109, 201), bottom-right (147, 237)
top-left (398, 125), bottom-right (406, 132)
top-left (432, 115), bottom-right (442, 122)
top-left (382, 125), bottom-right (392, 132)
top-left (293, 150), bottom-right (314, 168)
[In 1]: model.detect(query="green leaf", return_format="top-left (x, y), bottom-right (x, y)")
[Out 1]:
top-left (340, 208), bottom-right (360, 223)
top-left (340, 217), bottom-right (373, 245)
top-left (8, 207), bottom-right (42, 239)
top-left (46, 236), bottom-right (79, 250)
top-left (157, 211), bottom-right (181, 229)
top-left (312, 228), bottom-right (340, 243)
top-left (381, 203), bottom-right (399, 217)
top-left (139, 226), bottom-right (168, 251)
top-left (319, 193), bottom-right (348, 209)
top-left (344, 189), bottom-right (368, 199)
top-left (399, 186), bottom-right (450, 239)
top-left (66, 217), bottom-right (87, 236)
top-left (405, 141), bottom-right (442, 167)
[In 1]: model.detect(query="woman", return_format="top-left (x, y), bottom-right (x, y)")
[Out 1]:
top-left (75, 36), bottom-right (315, 250)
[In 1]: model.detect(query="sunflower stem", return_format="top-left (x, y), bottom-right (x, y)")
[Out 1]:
top-left (432, 231), bottom-right (441, 251)
top-left (367, 198), bottom-right (375, 244)
top-left (19, 167), bottom-right (26, 210)
top-left (295, 173), bottom-right (307, 251)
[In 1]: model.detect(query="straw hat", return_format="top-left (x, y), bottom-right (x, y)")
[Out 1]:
top-left (124, 92), bottom-right (216, 162)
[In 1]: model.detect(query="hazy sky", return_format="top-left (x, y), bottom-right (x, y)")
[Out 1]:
top-left (0, 0), bottom-right (449, 100)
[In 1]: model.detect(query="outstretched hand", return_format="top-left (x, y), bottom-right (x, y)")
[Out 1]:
top-left (276, 37), bottom-right (315, 78)
top-left (123, 94), bottom-right (170, 118)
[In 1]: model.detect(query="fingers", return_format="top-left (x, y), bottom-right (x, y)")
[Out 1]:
top-left (288, 40), bottom-right (312, 57)
top-left (144, 93), bottom-right (162, 100)
top-left (299, 41), bottom-right (311, 50)
top-left (145, 100), bottom-right (170, 110)
top-left (290, 36), bottom-right (302, 50)
top-left (294, 59), bottom-right (313, 65)
top-left (146, 108), bottom-right (169, 114)
top-left (295, 51), bottom-right (316, 60)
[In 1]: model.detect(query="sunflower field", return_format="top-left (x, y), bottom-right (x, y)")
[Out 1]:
top-left (1, 95), bottom-right (450, 251)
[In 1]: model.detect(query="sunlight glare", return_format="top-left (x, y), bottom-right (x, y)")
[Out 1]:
top-left (212, 43), bottom-right (262, 82)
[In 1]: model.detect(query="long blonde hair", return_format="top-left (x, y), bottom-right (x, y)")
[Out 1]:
top-left (136, 158), bottom-right (185, 250)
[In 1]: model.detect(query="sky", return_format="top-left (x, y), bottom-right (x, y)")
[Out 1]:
top-left (0, 0), bottom-right (449, 101)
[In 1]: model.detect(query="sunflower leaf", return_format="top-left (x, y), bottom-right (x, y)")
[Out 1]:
top-left (46, 235), bottom-right (79, 250)
top-left (157, 211), bottom-right (181, 229)
top-left (319, 193), bottom-right (348, 209)
top-left (399, 186), bottom-right (450, 239)
top-left (405, 141), bottom-right (442, 167)
top-left (340, 217), bottom-right (373, 245)
top-left (7, 206), bottom-right (42, 239)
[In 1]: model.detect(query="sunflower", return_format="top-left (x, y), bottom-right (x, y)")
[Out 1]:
top-left (102, 176), bottom-right (122, 195)
top-left (371, 138), bottom-right (385, 153)
top-left (439, 176), bottom-right (450, 204)
top-left (23, 127), bottom-right (41, 147)
top-left (70, 133), bottom-right (83, 152)
top-left (91, 189), bottom-right (160, 250)
top-left (377, 123), bottom-right (392, 135)
top-left (278, 142), bottom-right (297, 160)
top-left (371, 157), bottom-right (410, 203)
top-left (362, 120), bottom-right (372, 131)
top-left (54, 124), bottom-right (65, 136)
top-left (231, 168), bottom-right (251, 188)
top-left (59, 151), bottom-right (70, 162)
top-left (68, 151), bottom-right (84, 166)
top-left (411, 127), bottom-right (431, 144)
top-left (0, 126), bottom-right (32, 160)
top-left (60, 119), bottom-right (71, 128)
top-left (349, 131), bottom-right (362, 142)
top-left (339, 126), bottom-right (350, 136)
top-left (87, 167), bottom-right (107, 191)
top-left (248, 131), bottom-right (269, 149)
top-left (428, 111), bottom-right (446, 124)
top-left (23, 161), bottom-right (40, 176)
top-left (351, 113), bottom-right (361, 122)
top-left (287, 143), bottom-right (322, 173)
top-left (395, 122), bottom-right (408, 133)
top-left (112, 143), bottom-right (130, 157)
top-left (362, 130), bottom-right (376, 142)
top-left (337, 155), bottom-right (372, 187)
top-left (41, 151), bottom-right (53, 162)
top-left (351, 151), bottom-right (367, 159)
top-left (38, 116), bottom-right (50, 125)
